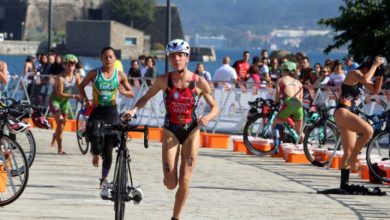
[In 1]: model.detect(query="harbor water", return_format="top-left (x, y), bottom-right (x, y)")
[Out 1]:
top-left (0, 48), bottom-right (345, 76)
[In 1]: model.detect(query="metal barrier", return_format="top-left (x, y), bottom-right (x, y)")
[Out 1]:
top-left (2, 76), bottom-right (389, 134)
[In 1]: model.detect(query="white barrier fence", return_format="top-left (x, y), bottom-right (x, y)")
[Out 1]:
top-left (3, 75), bottom-right (390, 134)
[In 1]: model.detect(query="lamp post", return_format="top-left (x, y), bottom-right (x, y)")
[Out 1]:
top-left (165, 0), bottom-right (171, 73)
top-left (21, 21), bottom-right (25, 41)
top-left (48, 0), bottom-right (52, 52)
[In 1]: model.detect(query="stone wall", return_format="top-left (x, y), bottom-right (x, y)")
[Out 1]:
top-left (0, 40), bottom-right (41, 55)
top-left (138, 5), bottom-right (184, 46)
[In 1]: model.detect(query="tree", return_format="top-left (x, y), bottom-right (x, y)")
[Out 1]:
top-left (318, 0), bottom-right (390, 61)
top-left (111, 0), bottom-right (156, 28)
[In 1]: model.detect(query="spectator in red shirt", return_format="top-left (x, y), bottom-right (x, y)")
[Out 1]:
top-left (232, 50), bottom-right (251, 82)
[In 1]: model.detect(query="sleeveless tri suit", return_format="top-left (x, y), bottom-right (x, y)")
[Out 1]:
top-left (163, 72), bottom-right (199, 144)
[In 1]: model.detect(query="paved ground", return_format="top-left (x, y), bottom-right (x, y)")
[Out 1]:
top-left (1, 128), bottom-right (390, 220)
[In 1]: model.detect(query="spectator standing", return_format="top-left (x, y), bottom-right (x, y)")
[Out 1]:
top-left (343, 54), bottom-right (359, 75)
top-left (328, 60), bottom-right (346, 87)
top-left (299, 56), bottom-right (313, 84)
top-left (313, 66), bottom-right (331, 87)
top-left (269, 58), bottom-right (280, 85)
top-left (232, 51), bottom-right (250, 82)
top-left (144, 56), bottom-right (157, 86)
top-left (194, 63), bottom-right (212, 82)
top-left (246, 64), bottom-right (261, 89)
top-left (138, 55), bottom-right (148, 78)
top-left (24, 55), bottom-right (36, 77)
top-left (128, 59), bottom-right (142, 87)
top-left (49, 54), bottom-right (65, 76)
top-left (260, 57), bottom-right (271, 85)
top-left (261, 49), bottom-right (270, 65)
top-left (214, 56), bottom-right (238, 89)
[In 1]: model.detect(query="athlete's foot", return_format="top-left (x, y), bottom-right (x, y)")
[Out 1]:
top-left (58, 151), bottom-right (66, 155)
top-left (99, 177), bottom-right (107, 189)
top-left (92, 155), bottom-right (99, 167)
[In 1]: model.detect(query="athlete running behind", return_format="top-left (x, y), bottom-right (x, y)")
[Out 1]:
top-left (78, 47), bottom-right (134, 189)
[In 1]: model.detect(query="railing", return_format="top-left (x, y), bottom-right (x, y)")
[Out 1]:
top-left (3, 75), bottom-right (390, 134)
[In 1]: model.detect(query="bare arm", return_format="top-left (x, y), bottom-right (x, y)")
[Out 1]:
top-left (0, 61), bottom-right (8, 84)
top-left (118, 71), bottom-right (134, 98)
top-left (349, 58), bottom-right (383, 94)
top-left (78, 69), bottom-right (97, 100)
top-left (197, 77), bottom-right (219, 126)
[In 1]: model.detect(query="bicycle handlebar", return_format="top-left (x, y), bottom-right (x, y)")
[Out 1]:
top-left (102, 118), bottom-right (149, 149)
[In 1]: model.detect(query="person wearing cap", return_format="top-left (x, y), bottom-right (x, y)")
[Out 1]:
top-left (272, 61), bottom-right (304, 142)
top-left (123, 39), bottom-right (219, 220)
top-left (49, 54), bottom-right (82, 154)
top-left (78, 47), bottom-right (134, 190)
top-left (343, 54), bottom-right (359, 75)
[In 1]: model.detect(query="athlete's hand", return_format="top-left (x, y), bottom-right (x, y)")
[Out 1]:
top-left (121, 109), bottom-right (137, 121)
top-left (74, 94), bottom-right (82, 101)
top-left (374, 56), bottom-right (384, 67)
top-left (198, 115), bottom-right (210, 127)
top-left (85, 99), bottom-right (92, 108)
top-left (118, 84), bottom-right (126, 94)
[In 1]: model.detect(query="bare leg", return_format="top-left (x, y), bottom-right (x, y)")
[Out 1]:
top-left (334, 108), bottom-right (373, 169)
top-left (162, 127), bottom-right (200, 219)
top-left (162, 129), bottom-right (180, 190)
top-left (53, 112), bottom-right (67, 154)
top-left (294, 119), bottom-right (304, 143)
top-left (172, 128), bottom-right (200, 219)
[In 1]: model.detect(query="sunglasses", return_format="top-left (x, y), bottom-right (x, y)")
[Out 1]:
top-left (283, 69), bottom-right (290, 72)
top-left (66, 62), bottom-right (76, 65)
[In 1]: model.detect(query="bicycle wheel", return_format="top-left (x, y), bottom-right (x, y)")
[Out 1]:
top-left (0, 136), bottom-right (29, 206)
top-left (243, 114), bottom-right (274, 155)
top-left (76, 110), bottom-right (89, 155)
top-left (114, 150), bottom-right (127, 220)
top-left (7, 130), bottom-right (36, 168)
top-left (303, 121), bottom-right (339, 167)
top-left (366, 130), bottom-right (390, 183)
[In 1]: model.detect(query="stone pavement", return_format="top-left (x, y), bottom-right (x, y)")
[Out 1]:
top-left (1, 128), bottom-right (389, 220)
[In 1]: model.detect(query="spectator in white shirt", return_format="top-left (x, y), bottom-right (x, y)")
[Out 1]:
top-left (214, 56), bottom-right (237, 89)
top-left (328, 60), bottom-right (346, 87)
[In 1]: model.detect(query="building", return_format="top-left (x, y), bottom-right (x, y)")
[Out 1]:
top-left (192, 34), bottom-right (227, 48)
top-left (66, 20), bottom-right (145, 59)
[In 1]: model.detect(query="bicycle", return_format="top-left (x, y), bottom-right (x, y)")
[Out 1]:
top-left (0, 107), bottom-right (30, 206)
top-left (243, 97), bottom-right (321, 155)
top-left (0, 98), bottom-right (49, 167)
top-left (304, 104), bottom-right (387, 168)
top-left (302, 104), bottom-right (340, 167)
top-left (75, 100), bottom-right (93, 155)
top-left (99, 116), bottom-right (149, 220)
top-left (366, 109), bottom-right (390, 183)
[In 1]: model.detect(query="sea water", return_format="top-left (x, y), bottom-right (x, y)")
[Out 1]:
top-left (0, 48), bottom-right (344, 76)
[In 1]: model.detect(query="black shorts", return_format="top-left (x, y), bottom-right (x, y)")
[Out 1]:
top-left (86, 106), bottom-right (119, 154)
top-left (163, 118), bottom-right (198, 145)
